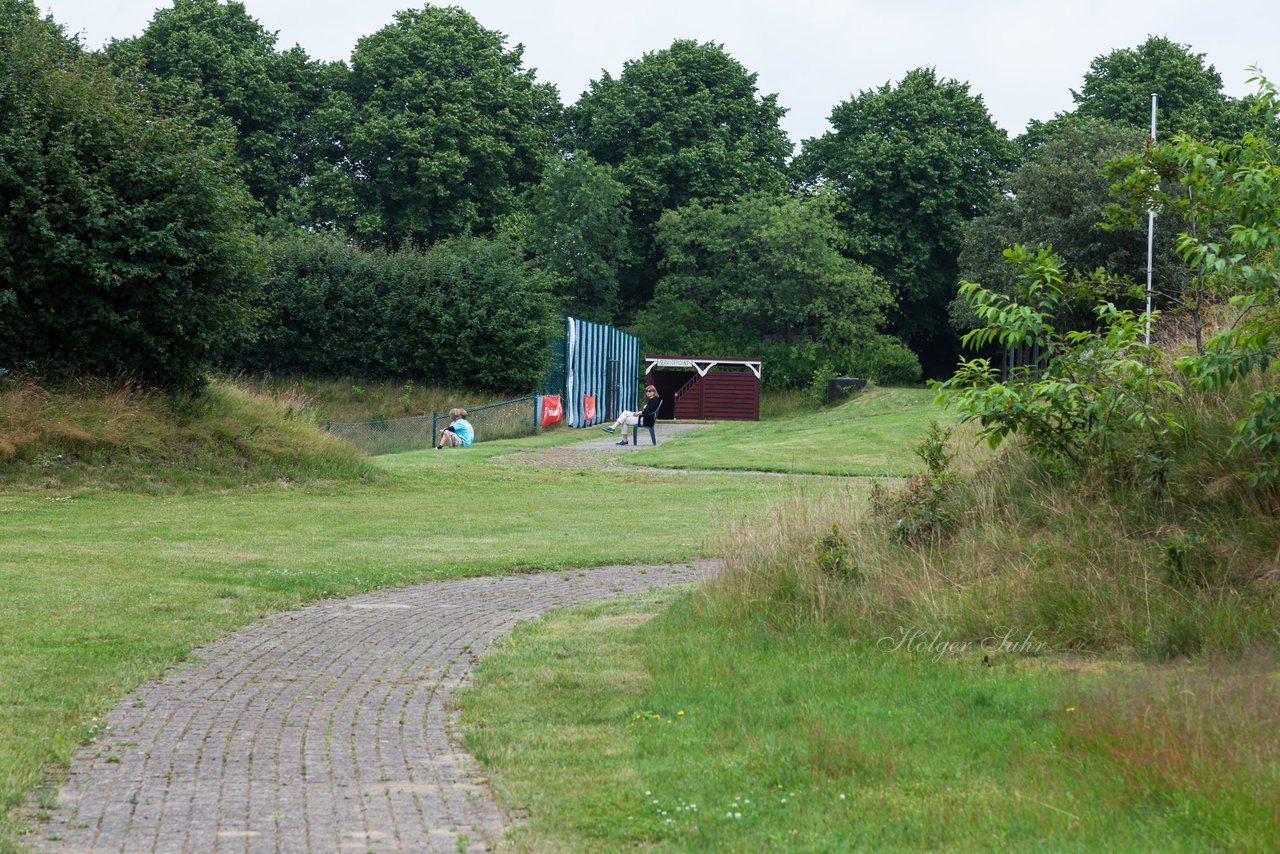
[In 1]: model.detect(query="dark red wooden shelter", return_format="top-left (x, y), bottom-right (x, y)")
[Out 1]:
top-left (644, 355), bottom-right (761, 421)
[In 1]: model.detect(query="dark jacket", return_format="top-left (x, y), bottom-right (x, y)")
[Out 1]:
top-left (638, 396), bottom-right (662, 426)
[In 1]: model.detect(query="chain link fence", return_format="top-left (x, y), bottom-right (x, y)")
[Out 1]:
top-left (324, 395), bottom-right (539, 455)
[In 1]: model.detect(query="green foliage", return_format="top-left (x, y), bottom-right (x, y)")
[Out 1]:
top-left (294, 6), bottom-right (558, 249)
top-left (814, 522), bottom-right (858, 582)
top-left (239, 231), bottom-right (557, 392)
top-left (935, 247), bottom-right (1183, 481)
top-left (105, 0), bottom-right (329, 216)
top-left (423, 236), bottom-right (560, 390)
top-left (957, 118), bottom-right (1181, 333)
top-left (0, 12), bottom-right (258, 393)
top-left (1161, 530), bottom-right (1214, 588)
top-left (708, 371), bottom-right (1280, 660)
top-left (0, 0), bottom-right (49, 43)
top-left (758, 335), bottom-right (922, 393)
top-left (1107, 73), bottom-right (1280, 486)
top-left (797, 68), bottom-right (1016, 371)
top-left (566, 40), bottom-right (792, 307)
top-left (870, 420), bottom-right (958, 544)
top-left (634, 192), bottom-right (894, 371)
top-left (508, 153), bottom-right (631, 323)
top-left (806, 336), bottom-right (923, 397)
top-left (1071, 36), bottom-right (1262, 140)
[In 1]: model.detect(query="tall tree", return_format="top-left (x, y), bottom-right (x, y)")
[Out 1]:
top-left (309, 6), bottom-right (559, 250)
top-left (508, 154), bottom-right (631, 324)
top-left (634, 192), bottom-right (893, 355)
top-left (0, 0), bottom-right (51, 42)
top-left (107, 0), bottom-right (327, 215)
top-left (798, 68), bottom-right (1015, 374)
top-left (0, 9), bottom-right (258, 392)
top-left (956, 117), bottom-right (1189, 331)
top-left (565, 40), bottom-right (792, 309)
top-left (1070, 36), bottom-right (1259, 141)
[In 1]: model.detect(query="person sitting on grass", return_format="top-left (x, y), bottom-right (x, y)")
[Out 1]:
top-left (436, 408), bottom-right (474, 449)
top-left (602, 385), bottom-right (660, 445)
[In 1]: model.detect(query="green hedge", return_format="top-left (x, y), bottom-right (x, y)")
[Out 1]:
top-left (236, 232), bottom-right (558, 392)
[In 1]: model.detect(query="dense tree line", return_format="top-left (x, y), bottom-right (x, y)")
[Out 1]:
top-left (2, 0), bottom-right (1269, 392)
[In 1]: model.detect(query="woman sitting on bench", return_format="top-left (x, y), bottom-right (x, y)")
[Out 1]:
top-left (602, 385), bottom-right (661, 445)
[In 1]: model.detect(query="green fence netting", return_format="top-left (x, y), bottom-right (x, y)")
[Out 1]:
top-left (324, 395), bottom-right (538, 455)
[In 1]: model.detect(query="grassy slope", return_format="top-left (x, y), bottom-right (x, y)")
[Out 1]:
top-left (0, 421), bottom-right (854, 847)
top-left (631, 387), bottom-right (944, 476)
top-left (0, 378), bottom-right (375, 491)
top-left (463, 593), bottom-right (1279, 853)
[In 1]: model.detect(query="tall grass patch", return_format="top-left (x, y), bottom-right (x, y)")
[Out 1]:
top-left (705, 375), bottom-right (1280, 657)
top-left (228, 373), bottom-right (527, 426)
top-left (0, 375), bottom-right (375, 491)
top-left (1059, 652), bottom-right (1280, 849)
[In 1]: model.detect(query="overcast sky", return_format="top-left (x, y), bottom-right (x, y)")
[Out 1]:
top-left (38, 0), bottom-right (1279, 144)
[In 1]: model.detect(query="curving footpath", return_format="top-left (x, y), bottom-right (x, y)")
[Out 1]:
top-left (34, 561), bottom-right (715, 853)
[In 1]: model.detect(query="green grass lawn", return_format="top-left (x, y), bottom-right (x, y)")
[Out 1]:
top-left (13, 386), bottom-right (1266, 853)
top-left (632, 387), bottom-right (945, 476)
top-left (0, 436), bottom-right (856, 848)
top-left (461, 592), bottom-right (1279, 853)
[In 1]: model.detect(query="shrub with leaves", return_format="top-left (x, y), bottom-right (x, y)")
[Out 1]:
top-left (1107, 71), bottom-right (1280, 487)
top-left (814, 522), bottom-right (859, 582)
top-left (934, 246), bottom-right (1183, 483)
top-left (871, 420), bottom-right (958, 544)
top-left (0, 6), bottom-right (258, 393)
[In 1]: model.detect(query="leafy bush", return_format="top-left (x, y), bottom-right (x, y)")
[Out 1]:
top-left (934, 246), bottom-right (1182, 484)
top-left (0, 8), bottom-right (258, 393)
top-left (1107, 71), bottom-right (1280, 487)
top-left (711, 399), bottom-right (1280, 657)
top-left (814, 522), bottom-right (858, 582)
top-left (870, 421), bottom-right (958, 544)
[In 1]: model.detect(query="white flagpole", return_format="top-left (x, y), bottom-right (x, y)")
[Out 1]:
top-left (1145, 93), bottom-right (1157, 345)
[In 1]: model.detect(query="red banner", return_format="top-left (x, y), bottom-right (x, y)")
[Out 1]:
top-left (582, 394), bottom-right (596, 422)
top-left (540, 394), bottom-right (562, 426)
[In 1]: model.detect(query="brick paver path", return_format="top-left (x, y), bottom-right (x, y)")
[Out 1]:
top-left (35, 561), bottom-right (714, 853)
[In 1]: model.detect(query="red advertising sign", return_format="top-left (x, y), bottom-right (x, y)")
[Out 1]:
top-left (540, 394), bottom-right (563, 426)
top-left (583, 394), bottom-right (596, 422)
